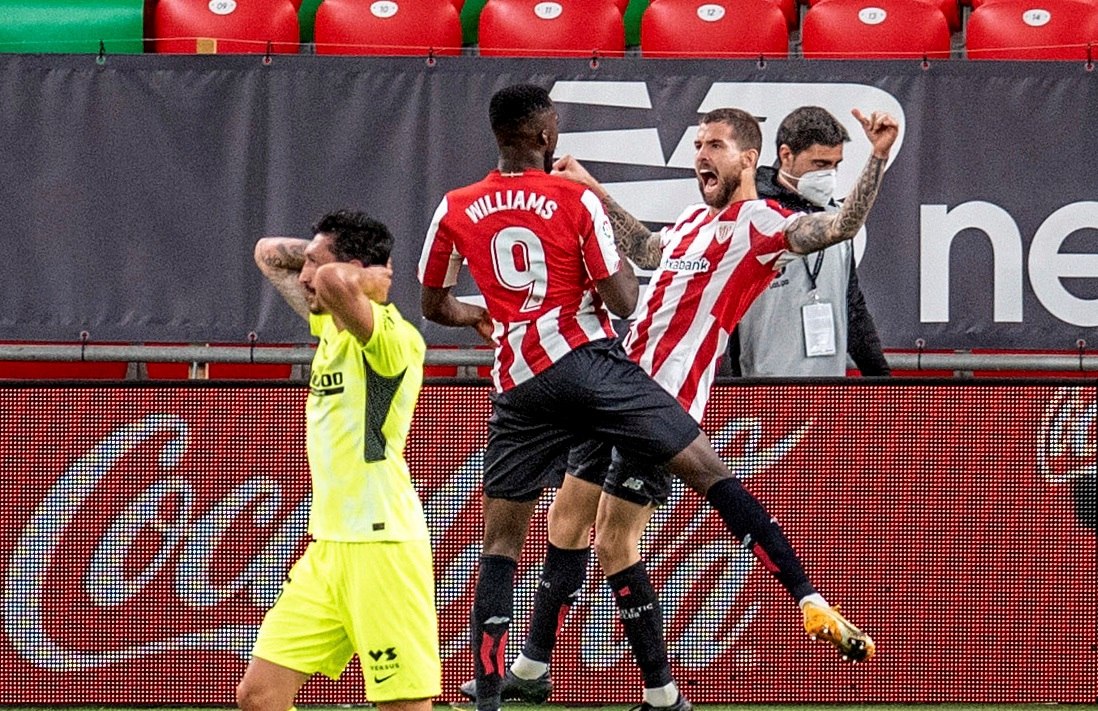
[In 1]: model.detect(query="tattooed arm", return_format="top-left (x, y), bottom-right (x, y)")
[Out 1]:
top-left (785, 154), bottom-right (887, 254)
top-left (600, 193), bottom-right (663, 270)
top-left (786, 109), bottom-right (900, 256)
top-left (254, 237), bottom-right (310, 321)
top-left (553, 155), bottom-right (663, 270)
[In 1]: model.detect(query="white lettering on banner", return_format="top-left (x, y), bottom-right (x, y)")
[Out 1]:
top-left (665, 541), bottom-right (760, 669)
top-left (550, 80), bottom-right (1098, 333)
top-left (2, 414), bottom-right (308, 670)
top-left (549, 80), bottom-right (890, 270)
top-left (921, 201), bottom-right (1098, 327)
top-left (1037, 388), bottom-right (1097, 484)
top-left (4, 411), bottom-right (810, 671)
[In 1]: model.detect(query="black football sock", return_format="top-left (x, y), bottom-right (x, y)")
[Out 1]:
top-left (608, 561), bottom-right (674, 690)
top-left (706, 477), bottom-right (817, 601)
top-left (522, 543), bottom-right (591, 664)
top-left (472, 555), bottom-right (517, 711)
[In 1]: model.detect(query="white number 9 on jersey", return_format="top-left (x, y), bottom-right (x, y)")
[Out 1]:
top-left (491, 227), bottom-right (548, 313)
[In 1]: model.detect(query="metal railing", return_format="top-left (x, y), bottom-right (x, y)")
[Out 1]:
top-left (1, 343), bottom-right (1098, 375)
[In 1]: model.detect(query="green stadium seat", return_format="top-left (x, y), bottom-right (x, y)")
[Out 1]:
top-left (0, 0), bottom-right (143, 54)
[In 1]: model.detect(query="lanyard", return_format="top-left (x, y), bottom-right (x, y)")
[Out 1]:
top-left (801, 251), bottom-right (825, 292)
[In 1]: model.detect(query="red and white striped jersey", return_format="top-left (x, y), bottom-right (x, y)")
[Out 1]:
top-left (625, 198), bottom-right (800, 421)
top-left (419, 169), bottom-right (621, 392)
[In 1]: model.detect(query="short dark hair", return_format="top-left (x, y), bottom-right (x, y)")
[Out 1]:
top-left (699, 107), bottom-right (762, 152)
top-left (775, 106), bottom-right (850, 156)
top-left (489, 84), bottom-right (554, 145)
top-left (312, 209), bottom-right (393, 267)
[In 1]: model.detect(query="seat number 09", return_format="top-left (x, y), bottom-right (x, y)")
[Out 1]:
top-left (491, 227), bottom-right (547, 313)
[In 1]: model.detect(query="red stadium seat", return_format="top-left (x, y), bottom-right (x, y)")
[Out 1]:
top-left (806, 0), bottom-right (959, 30)
top-left (801, 0), bottom-right (952, 58)
top-left (153, 0), bottom-right (299, 54)
top-left (640, 0), bottom-right (789, 58)
top-left (314, 0), bottom-right (463, 54)
top-left (769, 0), bottom-right (798, 29)
top-left (656, 0), bottom-right (798, 29)
top-left (966, 0), bottom-right (1098, 59)
top-left (477, 0), bottom-right (625, 57)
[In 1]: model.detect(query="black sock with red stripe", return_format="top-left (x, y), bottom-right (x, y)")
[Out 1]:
top-left (706, 477), bottom-right (817, 601)
top-left (472, 555), bottom-right (517, 711)
top-left (522, 543), bottom-right (590, 664)
top-left (608, 561), bottom-right (673, 689)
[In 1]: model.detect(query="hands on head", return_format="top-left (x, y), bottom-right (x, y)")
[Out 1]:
top-left (851, 109), bottom-right (900, 159)
top-left (360, 263), bottom-right (393, 303)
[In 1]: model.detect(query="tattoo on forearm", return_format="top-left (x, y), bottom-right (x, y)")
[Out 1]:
top-left (270, 273), bottom-right (310, 321)
top-left (264, 242), bottom-right (306, 271)
top-left (602, 194), bottom-right (661, 269)
top-left (257, 239), bottom-right (310, 321)
top-left (787, 155), bottom-right (887, 254)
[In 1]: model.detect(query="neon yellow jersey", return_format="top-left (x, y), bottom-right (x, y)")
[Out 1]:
top-left (305, 302), bottom-right (428, 542)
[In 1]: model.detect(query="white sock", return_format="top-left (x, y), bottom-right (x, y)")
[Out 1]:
top-left (511, 654), bottom-right (549, 679)
top-left (643, 682), bottom-right (679, 707)
top-left (799, 593), bottom-right (829, 610)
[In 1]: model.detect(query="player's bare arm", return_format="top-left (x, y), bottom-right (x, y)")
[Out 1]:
top-left (595, 261), bottom-right (639, 318)
top-left (600, 194), bottom-right (662, 270)
top-left (784, 154), bottom-right (886, 254)
top-left (255, 237), bottom-right (310, 320)
top-left (552, 154), bottom-right (662, 270)
top-left (421, 286), bottom-right (494, 344)
top-left (786, 109), bottom-right (899, 255)
top-left (313, 262), bottom-right (392, 343)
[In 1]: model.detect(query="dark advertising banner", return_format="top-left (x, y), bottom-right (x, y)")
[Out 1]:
top-left (0, 55), bottom-right (1096, 350)
top-left (0, 383), bottom-right (1093, 703)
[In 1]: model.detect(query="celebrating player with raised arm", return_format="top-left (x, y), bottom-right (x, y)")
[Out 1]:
top-left (419, 85), bottom-right (897, 711)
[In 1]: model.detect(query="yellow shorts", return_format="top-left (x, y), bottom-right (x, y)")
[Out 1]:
top-left (251, 538), bottom-right (442, 702)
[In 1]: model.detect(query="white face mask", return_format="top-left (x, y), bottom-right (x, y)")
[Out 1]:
top-left (782, 168), bottom-right (837, 207)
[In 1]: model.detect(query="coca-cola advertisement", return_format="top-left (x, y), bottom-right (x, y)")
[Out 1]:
top-left (0, 383), bottom-right (1093, 704)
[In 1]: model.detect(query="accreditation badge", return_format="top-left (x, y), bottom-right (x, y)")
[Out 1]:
top-left (801, 299), bottom-right (837, 357)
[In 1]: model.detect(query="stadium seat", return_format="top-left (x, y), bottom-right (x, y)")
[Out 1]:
top-left (640, 0), bottom-right (789, 58)
top-left (806, 0), bottom-right (959, 30)
top-left (768, 0), bottom-right (798, 29)
top-left (0, 0), bottom-right (144, 53)
top-left (649, 0), bottom-right (797, 30)
top-left (314, 0), bottom-right (463, 55)
top-left (801, 0), bottom-right (952, 59)
top-left (477, 0), bottom-right (626, 57)
top-left (298, 0), bottom-right (324, 42)
top-left (966, 0), bottom-right (1098, 59)
top-left (153, 0), bottom-right (300, 54)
